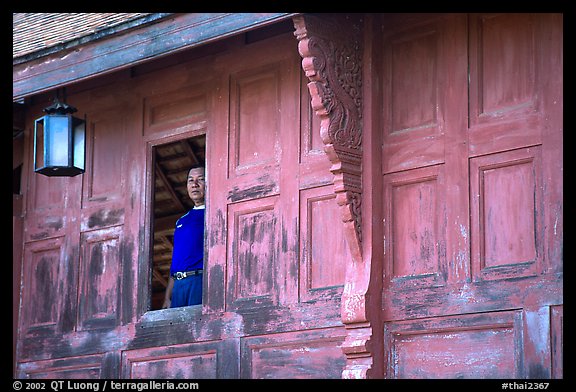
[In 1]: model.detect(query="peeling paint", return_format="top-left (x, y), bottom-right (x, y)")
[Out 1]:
top-left (87, 209), bottom-right (124, 229)
top-left (15, 13), bottom-right (562, 380)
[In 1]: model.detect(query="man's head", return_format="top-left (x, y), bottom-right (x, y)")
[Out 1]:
top-left (187, 166), bottom-right (205, 207)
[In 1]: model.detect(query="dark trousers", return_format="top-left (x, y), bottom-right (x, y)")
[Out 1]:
top-left (171, 274), bottom-right (202, 308)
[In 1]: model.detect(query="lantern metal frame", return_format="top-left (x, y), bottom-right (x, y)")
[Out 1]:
top-left (33, 98), bottom-right (86, 177)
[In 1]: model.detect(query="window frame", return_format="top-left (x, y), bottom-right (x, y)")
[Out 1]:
top-left (141, 127), bottom-right (208, 315)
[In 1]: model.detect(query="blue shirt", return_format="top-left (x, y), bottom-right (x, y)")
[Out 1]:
top-left (170, 207), bottom-right (205, 276)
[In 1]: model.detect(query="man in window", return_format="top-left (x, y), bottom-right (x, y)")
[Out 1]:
top-left (162, 166), bottom-right (205, 309)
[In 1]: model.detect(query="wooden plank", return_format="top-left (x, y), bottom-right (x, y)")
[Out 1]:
top-left (241, 328), bottom-right (346, 379)
top-left (180, 140), bottom-right (200, 166)
top-left (384, 311), bottom-right (522, 379)
top-left (13, 13), bottom-right (296, 100)
top-left (155, 162), bottom-right (186, 213)
top-left (153, 213), bottom-right (180, 233)
top-left (152, 269), bottom-right (168, 288)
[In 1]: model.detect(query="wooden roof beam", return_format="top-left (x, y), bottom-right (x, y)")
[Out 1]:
top-left (153, 213), bottom-right (181, 233)
top-left (180, 139), bottom-right (200, 167)
top-left (152, 268), bottom-right (168, 288)
top-left (155, 161), bottom-right (186, 213)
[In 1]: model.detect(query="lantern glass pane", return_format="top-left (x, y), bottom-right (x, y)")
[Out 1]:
top-left (73, 119), bottom-right (85, 171)
top-left (45, 115), bottom-right (70, 167)
top-left (34, 118), bottom-right (45, 170)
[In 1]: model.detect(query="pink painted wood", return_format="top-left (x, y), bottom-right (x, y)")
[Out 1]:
top-left (13, 13), bottom-right (562, 379)
top-left (377, 13), bottom-right (563, 378)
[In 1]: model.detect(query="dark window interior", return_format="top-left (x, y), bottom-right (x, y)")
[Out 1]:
top-left (150, 135), bottom-right (206, 310)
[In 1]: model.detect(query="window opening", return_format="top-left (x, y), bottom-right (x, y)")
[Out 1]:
top-left (150, 135), bottom-right (206, 310)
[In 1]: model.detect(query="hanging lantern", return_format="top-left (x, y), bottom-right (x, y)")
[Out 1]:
top-left (34, 98), bottom-right (85, 177)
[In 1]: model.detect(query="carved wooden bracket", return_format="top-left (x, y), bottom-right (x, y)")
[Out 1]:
top-left (293, 14), bottom-right (375, 379)
top-left (293, 13), bottom-right (363, 264)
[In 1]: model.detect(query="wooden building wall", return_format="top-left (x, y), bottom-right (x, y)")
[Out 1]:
top-left (14, 13), bottom-right (562, 379)
top-left (15, 26), bottom-right (348, 379)
top-left (362, 13), bottom-right (563, 378)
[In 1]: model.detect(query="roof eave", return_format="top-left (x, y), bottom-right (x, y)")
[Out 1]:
top-left (13, 13), bottom-right (298, 101)
top-left (13, 13), bottom-right (173, 66)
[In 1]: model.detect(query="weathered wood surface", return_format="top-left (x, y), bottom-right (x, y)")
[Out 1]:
top-left (14, 13), bottom-right (562, 379)
top-left (376, 13), bottom-right (563, 378)
top-left (16, 27), bottom-right (348, 379)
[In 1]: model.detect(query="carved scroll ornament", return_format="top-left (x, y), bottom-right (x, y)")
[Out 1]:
top-left (293, 14), bottom-right (375, 379)
top-left (293, 14), bottom-right (363, 264)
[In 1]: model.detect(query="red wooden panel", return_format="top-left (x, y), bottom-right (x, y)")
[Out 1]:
top-left (229, 64), bottom-right (281, 176)
top-left (471, 13), bottom-right (535, 119)
top-left (21, 237), bottom-right (64, 335)
top-left (17, 355), bottom-right (103, 379)
top-left (299, 70), bottom-right (323, 161)
top-left (143, 84), bottom-right (207, 137)
top-left (241, 328), bottom-right (346, 379)
top-left (81, 207), bottom-right (125, 232)
top-left (381, 19), bottom-right (447, 174)
top-left (470, 147), bottom-right (542, 281)
top-left (30, 175), bottom-right (67, 212)
top-left (25, 213), bottom-right (67, 242)
top-left (78, 106), bottom-right (131, 244)
top-left (523, 307), bottom-right (553, 378)
top-left (82, 110), bottom-right (126, 206)
top-left (392, 177), bottom-right (436, 276)
top-left (10, 14), bottom-right (562, 381)
top-left (26, 366), bottom-right (101, 379)
top-left (130, 352), bottom-right (216, 379)
top-left (298, 69), bottom-right (332, 190)
top-left (299, 185), bottom-right (348, 301)
top-left (208, 35), bottom-right (300, 314)
top-left (125, 350), bottom-right (217, 379)
top-left (468, 13), bottom-right (542, 156)
top-left (25, 159), bottom-right (70, 241)
top-left (551, 305), bottom-right (563, 379)
top-left (539, 13), bottom-right (563, 277)
top-left (383, 165), bottom-right (446, 288)
top-left (389, 29), bottom-right (438, 133)
top-left (385, 311), bottom-right (522, 379)
top-left (13, 209), bottom-right (24, 376)
top-left (122, 341), bottom-right (237, 379)
top-left (77, 226), bottom-right (123, 330)
top-left (226, 196), bottom-right (279, 308)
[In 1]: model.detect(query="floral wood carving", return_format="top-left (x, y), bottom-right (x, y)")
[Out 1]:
top-left (293, 14), bottom-right (374, 379)
top-left (293, 14), bottom-right (363, 264)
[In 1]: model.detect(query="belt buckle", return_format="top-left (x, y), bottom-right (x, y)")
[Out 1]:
top-left (175, 271), bottom-right (185, 280)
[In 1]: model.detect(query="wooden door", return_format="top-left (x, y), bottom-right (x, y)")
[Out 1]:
top-left (378, 13), bottom-right (562, 378)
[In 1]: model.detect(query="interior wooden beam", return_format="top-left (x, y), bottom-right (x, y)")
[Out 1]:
top-left (155, 162), bottom-right (186, 213)
top-left (154, 213), bottom-right (181, 233)
top-left (180, 139), bottom-right (200, 167)
top-left (152, 268), bottom-right (168, 288)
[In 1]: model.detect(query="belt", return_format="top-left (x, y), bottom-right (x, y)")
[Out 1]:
top-left (173, 270), bottom-right (203, 280)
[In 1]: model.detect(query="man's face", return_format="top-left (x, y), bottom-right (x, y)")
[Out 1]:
top-left (187, 167), bottom-right (206, 206)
